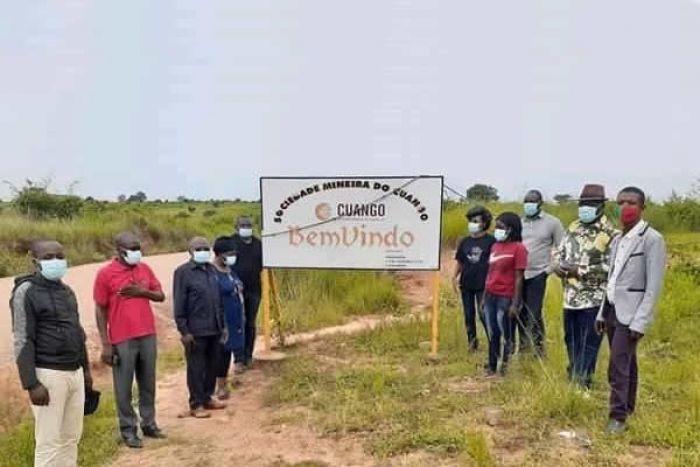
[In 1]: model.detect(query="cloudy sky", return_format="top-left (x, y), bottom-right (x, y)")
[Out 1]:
top-left (1, 0), bottom-right (698, 202)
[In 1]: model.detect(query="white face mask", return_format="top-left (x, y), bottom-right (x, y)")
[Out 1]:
top-left (39, 258), bottom-right (68, 281)
top-left (494, 228), bottom-right (509, 242)
top-left (192, 250), bottom-right (211, 264)
top-left (123, 250), bottom-right (142, 265)
top-left (468, 222), bottom-right (482, 234)
top-left (238, 228), bottom-right (253, 238)
top-left (224, 255), bottom-right (237, 266)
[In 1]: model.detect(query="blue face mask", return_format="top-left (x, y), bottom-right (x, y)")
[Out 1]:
top-left (578, 206), bottom-right (599, 224)
top-left (225, 255), bottom-right (237, 266)
top-left (39, 259), bottom-right (68, 281)
top-left (468, 222), bottom-right (481, 234)
top-left (192, 250), bottom-right (211, 264)
top-left (494, 228), bottom-right (508, 242)
top-left (523, 202), bottom-right (540, 218)
top-left (123, 250), bottom-right (142, 266)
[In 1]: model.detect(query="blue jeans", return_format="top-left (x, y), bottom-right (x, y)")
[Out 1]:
top-left (564, 307), bottom-right (603, 388)
top-left (461, 290), bottom-right (486, 349)
top-left (483, 293), bottom-right (514, 373)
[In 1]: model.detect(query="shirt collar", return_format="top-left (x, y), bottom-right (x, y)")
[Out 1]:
top-left (623, 220), bottom-right (647, 239)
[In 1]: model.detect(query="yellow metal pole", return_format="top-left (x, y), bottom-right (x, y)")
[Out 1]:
top-left (262, 268), bottom-right (272, 352)
top-left (430, 270), bottom-right (441, 357)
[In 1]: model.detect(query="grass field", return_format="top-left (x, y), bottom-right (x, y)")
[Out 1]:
top-left (1, 196), bottom-right (698, 466)
top-left (268, 234), bottom-right (700, 466)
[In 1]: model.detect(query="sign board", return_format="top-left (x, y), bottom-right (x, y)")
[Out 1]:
top-left (260, 176), bottom-right (443, 270)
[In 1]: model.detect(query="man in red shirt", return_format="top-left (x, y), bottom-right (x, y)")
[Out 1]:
top-left (94, 232), bottom-right (166, 449)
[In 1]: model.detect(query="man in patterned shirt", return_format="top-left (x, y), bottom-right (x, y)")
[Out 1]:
top-left (556, 184), bottom-right (619, 389)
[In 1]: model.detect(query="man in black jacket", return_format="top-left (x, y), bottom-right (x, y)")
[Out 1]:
top-left (231, 216), bottom-right (263, 370)
top-left (10, 240), bottom-right (92, 467)
top-left (173, 237), bottom-right (226, 418)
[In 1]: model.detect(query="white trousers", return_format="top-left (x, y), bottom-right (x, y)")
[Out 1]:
top-left (31, 368), bottom-right (85, 467)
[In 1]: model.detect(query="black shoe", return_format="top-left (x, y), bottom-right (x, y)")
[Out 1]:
top-left (123, 435), bottom-right (143, 449)
top-left (142, 426), bottom-right (167, 439)
top-left (606, 419), bottom-right (626, 435)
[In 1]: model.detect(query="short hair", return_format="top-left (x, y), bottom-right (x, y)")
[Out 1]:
top-left (213, 236), bottom-right (237, 256)
top-left (619, 186), bottom-right (646, 205)
top-left (114, 231), bottom-right (139, 248)
top-left (525, 189), bottom-right (543, 203)
top-left (466, 205), bottom-right (493, 230)
top-left (30, 240), bottom-right (56, 258)
top-left (496, 212), bottom-right (523, 242)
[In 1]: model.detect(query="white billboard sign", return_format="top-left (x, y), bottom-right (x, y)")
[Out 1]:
top-left (260, 176), bottom-right (443, 270)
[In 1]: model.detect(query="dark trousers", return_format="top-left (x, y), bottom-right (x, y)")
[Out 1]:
top-left (606, 310), bottom-right (639, 422)
top-left (460, 290), bottom-right (485, 349)
top-left (518, 272), bottom-right (548, 354)
top-left (483, 293), bottom-right (514, 373)
top-left (564, 308), bottom-right (603, 388)
top-left (217, 344), bottom-right (233, 378)
top-left (185, 335), bottom-right (220, 409)
top-left (235, 292), bottom-right (261, 364)
top-left (112, 335), bottom-right (158, 438)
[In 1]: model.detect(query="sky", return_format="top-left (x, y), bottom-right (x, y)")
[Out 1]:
top-left (1, 0), bottom-right (699, 202)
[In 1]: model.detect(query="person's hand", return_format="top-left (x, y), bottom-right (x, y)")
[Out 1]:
top-left (100, 346), bottom-right (113, 366)
top-left (181, 334), bottom-right (195, 350)
top-left (595, 320), bottom-right (606, 335)
top-left (119, 283), bottom-right (148, 298)
top-left (84, 371), bottom-right (93, 390)
top-left (629, 330), bottom-right (644, 342)
top-left (220, 328), bottom-right (229, 345)
top-left (28, 384), bottom-right (50, 406)
top-left (508, 303), bottom-right (520, 318)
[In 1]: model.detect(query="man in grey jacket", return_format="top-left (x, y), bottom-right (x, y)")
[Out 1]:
top-left (596, 186), bottom-right (666, 434)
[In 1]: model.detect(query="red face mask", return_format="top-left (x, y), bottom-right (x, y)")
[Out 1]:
top-left (620, 205), bottom-right (642, 225)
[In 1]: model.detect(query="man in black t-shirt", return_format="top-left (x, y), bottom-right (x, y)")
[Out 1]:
top-left (453, 206), bottom-right (496, 351)
top-left (230, 216), bottom-right (263, 370)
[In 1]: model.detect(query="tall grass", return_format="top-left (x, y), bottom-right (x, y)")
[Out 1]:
top-left (274, 270), bottom-right (404, 334)
top-left (0, 202), bottom-right (256, 277)
top-left (442, 199), bottom-right (700, 247)
top-left (269, 262), bottom-right (700, 465)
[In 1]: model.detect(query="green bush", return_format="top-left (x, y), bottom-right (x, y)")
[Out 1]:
top-left (9, 181), bottom-right (83, 220)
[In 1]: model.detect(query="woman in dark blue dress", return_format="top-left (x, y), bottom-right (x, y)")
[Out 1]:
top-left (212, 237), bottom-right (246, 400)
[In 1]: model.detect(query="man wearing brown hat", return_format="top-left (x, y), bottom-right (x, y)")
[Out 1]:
top-left (556, 184), bottom-right (619, 389)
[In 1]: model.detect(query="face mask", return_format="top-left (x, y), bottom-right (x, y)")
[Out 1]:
top-left (39, 259), bottom-right (68, 281)
top-left (123, 250), bottom-right (142, 266)
top-left (238, 228), bottom-right (253, 238)
top-left (224, 255), bottom-right (238, 266)
top-left (192, 250), bottom-right (211, 264)
top-left (494, 228), bottom-right (508, 242)
top-left (620, 205), bottom-right (642, 226)
top-left (468, 222), bottom-right (481, 234)
top-left (523, 202), bottom-right (540, 218)
top-left (578, 206), bottom-right (598, 224)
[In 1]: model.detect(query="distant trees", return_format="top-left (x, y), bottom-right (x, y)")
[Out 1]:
top-left (554, 193), bottom-right (573, 204)
top-left (5, 179), bottom-right (83, 219)
top-left (466, 184), bottom-right (499, 202)
top-left (127, 191), bottom-right (147, 203)
top-left (117, 194), bottom-right (127, 203)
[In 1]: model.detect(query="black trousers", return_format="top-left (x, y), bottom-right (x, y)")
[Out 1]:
top-left (606, 309), bottom-right (639, 422)
top-left (518, 272), bottom-right (548, 354)
top-left (235, 291), bottom-right (261, 364)
top-left (185, 335), bottom-right (220, 409)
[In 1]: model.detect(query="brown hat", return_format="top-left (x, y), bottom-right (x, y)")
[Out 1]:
top-left (578, 184), bottom-right (607, 202)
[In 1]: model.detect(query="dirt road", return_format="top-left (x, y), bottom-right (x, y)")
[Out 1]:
top-left (0, 252), bottom-right (189, 366)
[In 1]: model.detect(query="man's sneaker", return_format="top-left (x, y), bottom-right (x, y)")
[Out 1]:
top-left (122, 435), bottom-right (143, 449)
top-left (233, 363), bottom-right (246, 375)
top-left (468, 341), bottom-right (479, 353)
top-left (606, 419), bottom-right (626, 435)
top-left (190, 407), bottom-right (211, 419)
top-left (204, 399), bottom-right (227, 410)
top-left (142, 426), bottom-right (167, 439)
